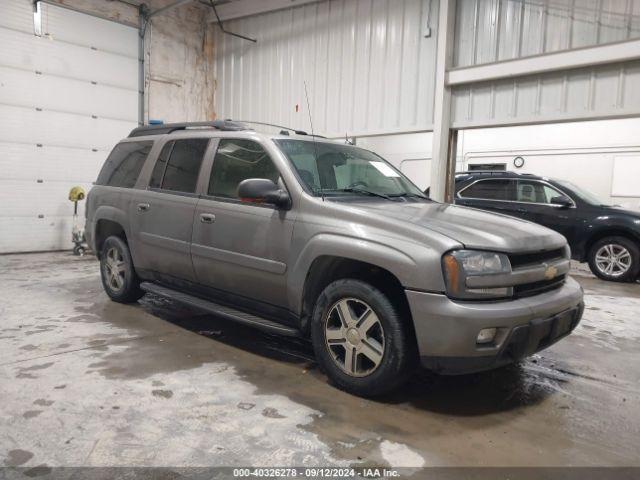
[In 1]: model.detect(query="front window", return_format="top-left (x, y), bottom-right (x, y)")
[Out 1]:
top-left (275, 140), bottom-right (425, 199)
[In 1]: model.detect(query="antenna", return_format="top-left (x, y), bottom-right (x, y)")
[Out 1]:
top-left (304, 81), bottom-right (324, 201)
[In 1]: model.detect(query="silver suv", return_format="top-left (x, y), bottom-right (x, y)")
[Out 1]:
top-left (86, 121), bottom-right (584, 397)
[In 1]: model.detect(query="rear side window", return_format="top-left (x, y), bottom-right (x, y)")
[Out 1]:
top-left (208, 139), bottom-right (280, 198)
top-left (459, 179), bottom-right (514, 201)
top-left (149, 139), bottom-right (209, 193)
top-left (96, 141), bottom-right (153, 188)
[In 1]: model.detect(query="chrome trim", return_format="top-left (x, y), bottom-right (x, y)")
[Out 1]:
top-left (465, 258), bottom-right (570, 289)
top-left (457, 178), bottom-right (577, 208)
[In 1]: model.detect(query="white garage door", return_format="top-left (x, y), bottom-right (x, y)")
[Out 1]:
top-left (0, 0), bottom-right (138, 253)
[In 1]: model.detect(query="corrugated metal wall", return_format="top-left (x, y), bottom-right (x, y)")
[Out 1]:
top-left (451, 59), bottom-right (640, 127)
top-left (213, 0), bottom-right (438, 138)
top-left (453, 0), bottom-right (640, 68)
top-left (451, 0), bottom-right (640, 128)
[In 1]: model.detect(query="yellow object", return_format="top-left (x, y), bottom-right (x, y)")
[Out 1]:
top-left (68, 186), bottom-right (86, 202)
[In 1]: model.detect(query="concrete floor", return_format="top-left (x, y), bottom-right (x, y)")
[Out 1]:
top-left (1, 252), bottom-right (639, 469)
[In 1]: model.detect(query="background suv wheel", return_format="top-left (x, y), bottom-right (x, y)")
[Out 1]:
top-left (587, 236), bottom-right (640, 283)
top-left (310, 279), bottom-right (416, 397)
top-left (100, 235), bottom-right (144, 303)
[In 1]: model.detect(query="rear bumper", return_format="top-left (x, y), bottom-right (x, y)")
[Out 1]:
top-left (405, 276), bottom-right (584, 375)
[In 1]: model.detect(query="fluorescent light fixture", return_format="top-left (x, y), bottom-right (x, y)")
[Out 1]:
top-left (33, 1), bottom-right (43, 36)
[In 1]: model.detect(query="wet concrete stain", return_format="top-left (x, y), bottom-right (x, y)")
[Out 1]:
top-left (19, 345), bottom-right (39, 351)
top-left (4, 449), bottom-right (34, 466)
top-left (23, 410), bottom-right (43, 419)
top-left (24, 464), bottom-right (52, 477)
top-left (151, 389), bottom-right (173, 399)
top-left (18, 362), bottom-right (55, 372)
top-left (33, 399), bottom-right (54, 407)
top-left (262, 407), bottom-right (286, 419)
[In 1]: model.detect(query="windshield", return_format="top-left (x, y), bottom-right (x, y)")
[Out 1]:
top-left (554, 179), bottom-right (610, 206)
top-left (275, 139), bottom-right (426, 199)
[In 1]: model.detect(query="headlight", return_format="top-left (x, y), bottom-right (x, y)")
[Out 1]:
top-left (442, 250), bottom-right (512, 300)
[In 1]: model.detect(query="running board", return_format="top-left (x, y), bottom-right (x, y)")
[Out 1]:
top-left (140, 282), bottom-right (301, 337)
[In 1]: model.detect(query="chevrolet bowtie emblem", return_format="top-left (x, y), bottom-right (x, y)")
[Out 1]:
top-left (544, 265), bottom-right (558, 280)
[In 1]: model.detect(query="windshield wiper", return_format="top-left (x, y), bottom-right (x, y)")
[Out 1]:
top-left (388, 192), bottom-right (429, 200)
top-left (334, 188), bottom-right (393, 200)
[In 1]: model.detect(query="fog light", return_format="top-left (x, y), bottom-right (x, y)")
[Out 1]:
top-left (477, 328), bottom-right (497, 344)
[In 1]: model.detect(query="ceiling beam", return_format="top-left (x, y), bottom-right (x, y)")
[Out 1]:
top-left (447, 38), bottom-right (640, 86)
top-left (207, 0), bottom-right (321, 23)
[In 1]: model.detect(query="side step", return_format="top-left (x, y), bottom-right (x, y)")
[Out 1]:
top-left (140, 282), bottom-right (301, 337)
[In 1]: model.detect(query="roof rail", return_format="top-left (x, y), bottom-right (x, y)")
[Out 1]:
top-left (232, 120), bottom-right (310, 136)
top-left (128, 120), bottom-right (249, 138)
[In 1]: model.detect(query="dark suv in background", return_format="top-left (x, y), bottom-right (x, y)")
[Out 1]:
top-left (446, 171), bottom-right (640, 282)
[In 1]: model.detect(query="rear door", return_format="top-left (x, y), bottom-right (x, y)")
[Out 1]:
top-left (191, 138), bottom-right (295, 309)
top-left (456, 179), bottom-right (523, 217)
top-left (130, 138), bottom-right (209, 282)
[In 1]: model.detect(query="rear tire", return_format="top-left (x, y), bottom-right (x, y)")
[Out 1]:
top-left (587, 236), bottom-right (640, 282)
top-left (100, 236), bottom-right (144, 303)
top-left (310, 279), bottom-right (416, 397)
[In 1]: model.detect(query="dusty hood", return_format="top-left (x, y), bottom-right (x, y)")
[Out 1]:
top-left (347, 200), bottom-right (566, 253)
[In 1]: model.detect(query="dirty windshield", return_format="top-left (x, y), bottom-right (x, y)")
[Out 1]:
top-left (275, 139), bottom-right (426, 199)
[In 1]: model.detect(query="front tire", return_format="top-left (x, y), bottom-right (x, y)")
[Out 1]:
top-left (310, 279), bottom-right (416, 397)
top-left (100, 236), bottom-right (144, 303)
top-left (587, 236), bottom-right (640, 282)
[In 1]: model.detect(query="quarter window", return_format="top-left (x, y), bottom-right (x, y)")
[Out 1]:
top-left (208, 139), bottom-right (280, 198)
top-left (459, 179), bottom-right (514, 201)
top-left (149, 138), bottom-right (209, 193)
top-left (96, 141), bottom-right (153, 188)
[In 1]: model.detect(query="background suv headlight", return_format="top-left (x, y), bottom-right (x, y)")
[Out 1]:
top-left (442, 250), bottom-right (513, 300)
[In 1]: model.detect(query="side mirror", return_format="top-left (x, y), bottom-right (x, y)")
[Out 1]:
top-left (550, 195), bottom-right (572, 208)
top-left (237, 178), bottom-right (291, 209)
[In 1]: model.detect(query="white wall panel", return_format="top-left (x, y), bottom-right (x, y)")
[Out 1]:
top-left (451, 60), bottom-right (640, 128)
top-left (0, 0), bottom-right (137, 253)
top-left (454, 0), bottom-right (640, 67)
top-left (0, 67), bottom-right (137, 122)
top-left (214, 0), bottom-right (438, 137)
top-left (0, 27), bottom-right (138, 90)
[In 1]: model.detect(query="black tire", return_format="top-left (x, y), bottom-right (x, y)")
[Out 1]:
top-left (587, 236), bottom-right (640, 283)
top-left (310, 279), bottom-right (416, 397)
top-left (100, 236), bottom-right (144, 303)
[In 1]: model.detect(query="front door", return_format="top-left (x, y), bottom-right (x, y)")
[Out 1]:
top-left (512, 179), bottom-right (578, 245)
top-left (191, 138), bottom-right (295, 309)
top-left (130, 138), bottom-right (209, 282)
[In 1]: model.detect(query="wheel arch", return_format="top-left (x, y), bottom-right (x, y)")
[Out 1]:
top-left (297, 255), bottom-right (416, 342)
top-left (584, 228), bottom-right (640, 260)
top-left (93, 206), bottom-right (130, 258)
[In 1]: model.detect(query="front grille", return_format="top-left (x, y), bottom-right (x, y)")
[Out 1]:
top-left (514, 274), bottom-right (566, 298)
top-left (509, 248), bottom-right (565, 268)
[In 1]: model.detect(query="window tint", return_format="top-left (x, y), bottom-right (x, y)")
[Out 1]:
top-left (96, 141), bottom-right (153, 188)
top-left (149, 142), bottom-right (173, 189)
top-left (157, 138), bottom-right (209, 193)
top-left (208, 139), bottom-right (280, 198)
top-left (459, 179), bottom-right (514, 201)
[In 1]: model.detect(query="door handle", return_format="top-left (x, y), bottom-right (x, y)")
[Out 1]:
top-left (137, 203), bottom-right (150, 212)
top-left (200, 213), bottom-right (216, 224)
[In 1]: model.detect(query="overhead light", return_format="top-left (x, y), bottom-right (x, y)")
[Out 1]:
top-left (33, 1), bottom-right (43, 37)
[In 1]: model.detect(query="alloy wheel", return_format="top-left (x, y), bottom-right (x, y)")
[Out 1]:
top-left (103, 247), bottom-right (126, 292)
top-left (324, 298), bottom-right (385, 377)
top-left (595, 244), bottom-right (632, 278)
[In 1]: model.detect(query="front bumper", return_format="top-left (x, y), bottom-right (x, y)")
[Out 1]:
top-left (406, 276), bottom-right (584, 374)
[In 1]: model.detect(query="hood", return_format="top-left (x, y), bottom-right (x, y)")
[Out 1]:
top-left (345, 200), bottom-right (566, 253)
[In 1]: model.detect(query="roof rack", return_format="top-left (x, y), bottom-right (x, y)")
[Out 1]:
top-left (128, 120), bottom-right (250, 138)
